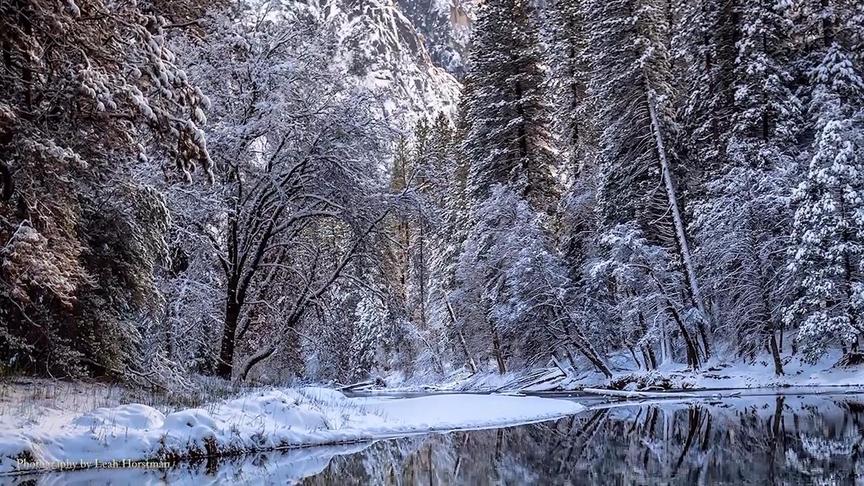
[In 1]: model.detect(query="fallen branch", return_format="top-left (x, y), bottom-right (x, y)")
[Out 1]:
top-left (581, 387), bottom-right (697, 399)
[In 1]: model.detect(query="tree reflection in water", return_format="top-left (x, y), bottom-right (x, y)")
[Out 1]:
top-left (15, 394), bottom-right (863, 485)
top-left (303, 395), bottom-right (864, 485)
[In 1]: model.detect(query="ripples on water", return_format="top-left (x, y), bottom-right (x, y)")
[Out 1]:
top-left (12, 393), bottom-right (864, 485)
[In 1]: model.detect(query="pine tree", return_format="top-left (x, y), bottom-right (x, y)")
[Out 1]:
top-left (785, 44), bottom-right (864, 360)
top-left (549, 0), bottom-right (601, 287)
top-left (547, 0), bottom-right (596, 177)
top-left (0, 0), bottom-right (211, 378)
top-left (431, 108), bottom-right (479, 372)
top-left (584, 0), bottom-right (712, 363)
top-left (731, 0), bottom-right (799, 145)
top-left (449, 0), bottom-right (578, 373)
top-left (460, 0), bottom-right (559, 215)
top-left (388, 136), bottom-right (414, 310)
top-left (586, 0), bottom-right (678, 238)
top-left (675, 0), bottom-right (739, 180)
top-left (687, 0), bottom-right (801, 374)
top-left (350, 295), bottom-right (388, 381)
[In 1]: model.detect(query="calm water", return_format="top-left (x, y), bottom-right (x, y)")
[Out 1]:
top-left (9, 393), bottom-right (864, 485)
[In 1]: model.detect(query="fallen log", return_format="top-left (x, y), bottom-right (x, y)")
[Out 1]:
top-left (581, 388), bottom-right (697, 399)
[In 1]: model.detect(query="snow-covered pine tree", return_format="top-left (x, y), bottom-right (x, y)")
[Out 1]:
top-left (451, 0), bottom-right (569, 373)
top-left (583, 0), bottom-right (712, 363)
top-left (785, 43), bottom-right (864, 361)
top-left (460, 0), bottom-right (559, 216)
top-left (387, 136), bottom-right (415, 313)
top-left (585, 0), bottom-right (677, 237)
top-left (410, 114), bottom-right (459, 373)
top-left (427, 96), bottom-right (481, 373)
top-left (690, 0), bottom-right (801, 375)
top-left (548, 0), bottom-right (601, 289)
top-left (0, 0), bottom-right (211, 378)
top-left (674, 0), bottom-right (739, 181)
top-left (350, 295), bottom-right (389, 382)
top-left (546, 0), bottom-right (597, 177)
top-left (415, 114), bottom-right (455, 215)
top-left (731, 0), bottom-right (799, 146)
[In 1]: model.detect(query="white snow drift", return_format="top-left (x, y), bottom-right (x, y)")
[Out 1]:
top-left (0, 387), bottom-right (583, 475)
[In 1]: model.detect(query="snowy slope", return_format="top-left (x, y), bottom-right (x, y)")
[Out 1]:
top-left (394, 0), bottom-right (476, 77)
top-left (291, 0), bottom-right (464, 126)
top-left (0, 387), bottom-right (584, 475)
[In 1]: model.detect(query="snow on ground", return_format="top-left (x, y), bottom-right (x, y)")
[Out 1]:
top-left (0, 385), bottom-right (584, 475)
top-left (385, 348), bottom-right (864, 394)
top-left (587, 347), bottom-right (864, 391)
top-left (352, 393), bottom-right (582, 431)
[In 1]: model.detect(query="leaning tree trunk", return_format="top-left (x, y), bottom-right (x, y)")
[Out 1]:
top-left (647, 95), bottom-right (712, 359)
top-left (666, 299), bottom-right (701, 370)
top-left (554, 294), bottom-right (613, 378)
top-left (565, 322), bottom-right (613, 378)
top-left (446, 296), bottom-right (478, 373)
top-left (491, 322), bottom-right (507, 374)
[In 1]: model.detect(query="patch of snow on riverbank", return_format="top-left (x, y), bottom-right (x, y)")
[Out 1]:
top-left (0, 386), bottom-right (584, 475)
top-left (398, 347), bottom-right (864, 394)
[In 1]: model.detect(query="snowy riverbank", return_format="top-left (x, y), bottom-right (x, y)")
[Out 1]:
top-left (379, 349), bottom-right (864, 394)
top-left (0, 385), bottom-right (584, 475)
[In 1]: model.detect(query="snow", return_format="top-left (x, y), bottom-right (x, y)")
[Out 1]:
top-left (608, 347), bottom-right (864, 391)
top-left (385, 346), bottom-right (864, 396)
top-left (353, 394), bottom-right (583, 432)
top-left (0, 386), bottom-right (584, 475)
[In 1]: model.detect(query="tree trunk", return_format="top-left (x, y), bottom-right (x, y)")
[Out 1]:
top-left (0, 162), bottom-right (13, 201)
top-left (660, 310), bottom-right (671, 364)
top-left (565, 348), bottom-right (579, 370)
top-left (237, 344), bottom-right (277, 383)
top-left (491, 322), bottom-right (507, 374)
top-left (821, 0), bottom-right (834, 47)
top-left (647, 95), bottom-right (712, 358)
top-left (418, 219), bottom-right (427, 330)
top-left (646, 346), bottom-right (658, 370)
top-left (642, 346), bottom-right (657, 371)
top-left (760, 280), bottom-right (784, 376)
top-left (667, 300), bottom-right (700, 369)
top-left (216, 280), bottom-right (241, 379)
top-left (628, 345), bottom-right (642, 370)
top-left (563, 319), bottom-right (613, 378)
top-left (768, 330), bottom-right (783, 376)
top-left (446, 296), bottom-right (478, 373)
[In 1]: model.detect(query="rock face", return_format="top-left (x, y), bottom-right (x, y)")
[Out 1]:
top-left (294, 0), bottom-right (476, 124)
top-left (394, 0), bottom-right (475, 78)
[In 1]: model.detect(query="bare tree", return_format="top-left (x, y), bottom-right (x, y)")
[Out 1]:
top-left (169, 7), bottom-right (393, 380)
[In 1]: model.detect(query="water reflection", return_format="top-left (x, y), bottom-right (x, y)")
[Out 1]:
top-left (8, 394), bottom-right (864, 485)
top-left (304, 394), bottom-right (864, 485)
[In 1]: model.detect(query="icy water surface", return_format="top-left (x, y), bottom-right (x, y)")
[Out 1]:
top-left (9, 393), bottom-right (864, 485)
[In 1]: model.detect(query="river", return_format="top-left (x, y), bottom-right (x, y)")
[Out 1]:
top-left (7, 392), bottom-right (863, 485)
